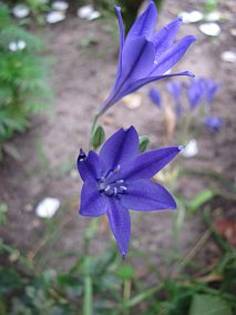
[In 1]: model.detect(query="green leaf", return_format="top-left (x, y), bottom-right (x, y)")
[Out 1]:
top-left (189, 294), bottom-right (232, 315)
top-left (139, 135), bottom-right (150, 152)
top-left (92, 125), bottom-right (105, 150)
top-left (187, 190), bottom-right (215, 213)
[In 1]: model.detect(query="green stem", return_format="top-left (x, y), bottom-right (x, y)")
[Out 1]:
top-left (83, 275), bottom-right (93, 315)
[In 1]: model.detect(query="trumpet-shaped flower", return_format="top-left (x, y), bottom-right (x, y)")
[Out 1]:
top-left (99, 1), bottom-right (196, 115)
top-left (77, 126), bottom-right (181, 256)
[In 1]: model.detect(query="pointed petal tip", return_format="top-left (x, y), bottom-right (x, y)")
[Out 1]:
top-left (178, 145), bottom-right (185, 152)
top-left (114, 5), bottom-right (121, 13)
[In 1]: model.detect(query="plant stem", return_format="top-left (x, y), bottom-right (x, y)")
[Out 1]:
top-left (83, 275), bottom-right (93, 315)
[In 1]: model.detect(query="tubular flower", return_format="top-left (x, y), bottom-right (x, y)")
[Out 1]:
top-left (99, 0), bottom-right (196, 115)
top-left (77, 126), bottom-right (181, 256)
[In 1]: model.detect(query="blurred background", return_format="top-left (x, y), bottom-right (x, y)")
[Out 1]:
top-left (0, 0), bottom-right (236, 314)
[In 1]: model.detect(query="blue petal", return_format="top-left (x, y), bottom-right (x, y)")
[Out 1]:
top-left (187, 78), bottom-right (204, 109)
top-left (149, 88), bottom-right (162, 108)
top-left (122, 37), bottom-right (156, 82)
top-left (121, 179), bottom-right (176, 210)
top-left (122, 70), bottom-right (194, 96)
top-left (121, 146), bottom-right (181, 181)
top-left (114, 6), bottom-right (125, 89)
top-left (107, 198), bottom-right (130, 257)
top-left (100, 126), bottom-right (139, 171)
top-left (153, 17), bottom-right (182, 55)
top-left (80, 180), bottom-right (108, 217)
top-left (77, 151), bottom-right (102, 182)
top-left (126, 0), bottom-right (157, 42)
top-left (98, 37), bottom-right (155, 115)
top-left (151, 35), bottom-right (196, 76)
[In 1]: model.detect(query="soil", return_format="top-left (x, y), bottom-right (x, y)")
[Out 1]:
top-left (0, 0), bottom-right (236, 271)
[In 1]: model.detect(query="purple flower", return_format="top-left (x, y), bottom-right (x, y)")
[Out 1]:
top-left (201, 79), bottom-right (219, 104)
top-left (99, 1), bottom-right (196, 115)
top-left (187, 78), bottom-right (205, 109)
top-left (167, 81), bottom-right (183, 116)
top-left (204, 116), bottom-right (223, 132)
top-left (77, 126), bottom-right (180, 256)
top-left (149, 88), bottom-right (162, 108)
top-left (187, 78), bottom-right (219, 109)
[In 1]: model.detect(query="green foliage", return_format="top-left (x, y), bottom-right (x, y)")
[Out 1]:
top-left (92, 125), bottom-right (105, 149)
top-left (189, 294), bottom-right (232, 315)
top-left (0, 5), bottom-right (50, 155)
top-left (139, 135), bottom-right (150, 152)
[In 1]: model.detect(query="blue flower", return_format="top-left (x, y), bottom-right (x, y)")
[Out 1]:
top-left (77, 126), bottom-right (180, 256)
top-left (187, 78), bottom-right (219, 109)
top-left (204, 116), bottom-right (223, 132)
top-left (99, 1), bottom-right (196, 115)
top-left (187, 78), bottom-right (205, 110)
top-left (167, 81), bottom-right (183, 116)
top-left (149, 88), bottom-right (162, 108)
top-left (201, 79), bottom-right (219, 104)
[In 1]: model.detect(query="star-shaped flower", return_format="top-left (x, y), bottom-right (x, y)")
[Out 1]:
top-left (99, 0), bottom-right (196, 115)
top-left (77, 126), bottom-right (181, 256)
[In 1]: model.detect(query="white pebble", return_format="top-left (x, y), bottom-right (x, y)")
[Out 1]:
top-left (205, 11), bottom-right (221, 22)
top-left (36, 198), bottom-right (60, 218)
top-left (46, 11), bottom-right (65, 24)
top-left (52, 1), bottom-right (69, 11)
top-left (221, 51), bottom-right (236, 63)
top-left (12, 4), bottom-right (30, 19)
top-left (199, 23), bottom-right (221, 37)
top-left (181, 139), bottom-right (199, 158)
top-left (179, 10), bottom-right (203, 24)
top-left (77, 5), bottom-right (93, 19)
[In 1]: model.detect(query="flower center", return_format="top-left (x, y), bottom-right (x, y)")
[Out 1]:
top-left (98, 165), bottom-right (127, 198)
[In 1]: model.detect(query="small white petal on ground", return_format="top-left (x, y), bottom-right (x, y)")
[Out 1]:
top-left (205, 11), bottom-right (221, 22)
top-left (46, 11), bottom-right (65, 24)
top-left (52, 1), bottom-right (69, 12)
top-left (181, 139), bottom-right (199, 158)
top-left (77, 5), bottom-right (93, 19)
top-left (12, 4), bottom-right (30, 18)
top-left (179, 11), bottom-right (203, 24)
top-left (36, 198), bottom-right (60, 218)
top-left (123, 94), bottom-right (142, 110)
top-left (199, 23), bottom-right (221, 37)
top-left (221, 51), bottom-right (236, 63)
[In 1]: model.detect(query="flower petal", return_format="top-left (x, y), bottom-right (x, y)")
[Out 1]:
top-left (77, 151), bottom-right (102, 182)
top-left (126, 0), bottom-right (157, 42)
top-left (122, 37), bottom-right (156, 82)
top-left (80, 180), bottom-right (108, 217)
top-left (149, 88), bottom-right (162, 108)
top-left (98, 37), bottom-right (155, 115)
top-left (153, 17), bottom-right (182, 55)
top-left (121, 179), bottom-right (176, 210)
top-left (99, 126), bottom-right (139, 171)
top-left (107, 199), bottom-right (130, 257)
top-left (122, 70), bottom-right (194, 99)
top-left (121, 146), bottom-right (181, 181)
top-left (151, 35), bottom-right (196, 76)
top-left (114, 6), bottom-right (125, 88)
